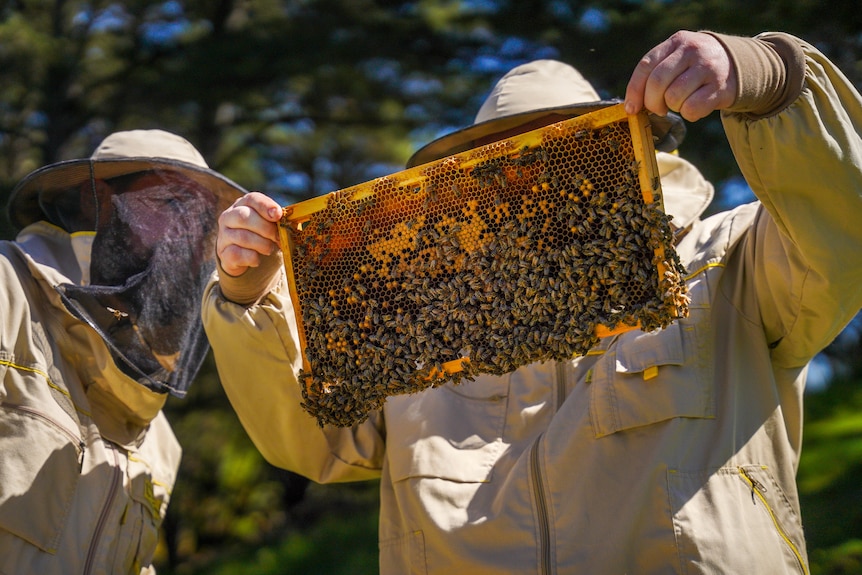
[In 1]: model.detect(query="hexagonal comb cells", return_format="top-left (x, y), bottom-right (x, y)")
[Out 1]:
top-left (279, 104), bottom-right (689, 427)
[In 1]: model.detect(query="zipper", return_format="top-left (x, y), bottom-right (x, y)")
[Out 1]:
top-left (530, 435), bottom-right (552, 575)
top-left (527, 363), bottom-right (568, 575)
top-left (83, 443), bottom-right (122, 575)
top-left (738, 467), bottom-right (809, 575)
top-left (532, 357), bottom-right (600, 573)
top-left (555, 362), bottom-right (567, 411)
top-left (2, 403), bottom-right (86, 471)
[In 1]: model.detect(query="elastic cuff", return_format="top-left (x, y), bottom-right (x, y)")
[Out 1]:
top-left (704, 32), bottom-right (790, 117)
top-left (757, 32), bottom-right (806, 109)
top-left (216, 251), bottom-right (283, 306)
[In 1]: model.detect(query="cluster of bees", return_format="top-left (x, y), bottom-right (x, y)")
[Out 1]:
top-left (282, 114), bottom-right (690, 427)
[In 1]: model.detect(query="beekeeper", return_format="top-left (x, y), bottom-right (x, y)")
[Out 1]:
top-left (205, 31), bottom-right (862, 574)
top-left (1, 129), bottom-right (246, 574)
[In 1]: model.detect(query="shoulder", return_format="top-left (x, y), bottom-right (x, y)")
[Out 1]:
top-left (0, 240), bottom-right (32, 319)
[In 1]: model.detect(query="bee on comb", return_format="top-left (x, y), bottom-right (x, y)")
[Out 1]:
top-left (279, 104), bottom-right (689, 427)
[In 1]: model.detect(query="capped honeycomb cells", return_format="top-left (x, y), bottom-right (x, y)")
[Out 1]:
top-left (281, 107), bottom-right (690, 427)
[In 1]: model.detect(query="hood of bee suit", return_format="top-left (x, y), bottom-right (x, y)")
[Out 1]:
top-left (407, 59), bottom-right (713, 229)
top-left (8, 129), bottom-right (248, 399)
top-left (654, 151), bottom-right (714, 230)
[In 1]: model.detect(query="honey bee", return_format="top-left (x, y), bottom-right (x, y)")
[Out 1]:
top-left (106, 307), bottom-right (128, 321)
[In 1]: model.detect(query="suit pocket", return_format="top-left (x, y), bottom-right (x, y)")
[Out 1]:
top-left (0, 403), bottom-right (81, 552)
top-left (379, 529), bottom-right (427, 575)
top-left (590, 311), bottom-right (714, 438)
top-left (111, 452), bottom-right (174, 574)
top-left (668, 465), bottom-right (808, 574)
top-left (386, 375), bottom-right (509, 483)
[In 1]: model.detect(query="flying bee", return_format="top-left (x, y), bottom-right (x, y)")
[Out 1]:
top-left (106, 307), bottom-right (128, 321)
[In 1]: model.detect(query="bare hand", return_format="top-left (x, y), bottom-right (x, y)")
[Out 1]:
top-left (625, 31), bottom-right (737, 122)
top-left (216, 191), bottom-right (283, 277)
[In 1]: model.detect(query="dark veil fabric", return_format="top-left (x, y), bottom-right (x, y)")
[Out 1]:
top-left (55, 168), bottom-right (221, 397)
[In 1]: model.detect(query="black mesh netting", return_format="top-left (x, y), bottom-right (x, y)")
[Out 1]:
top-left (49, 167), bottom-right (223, 397)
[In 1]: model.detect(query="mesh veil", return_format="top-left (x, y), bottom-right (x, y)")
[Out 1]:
top-left (40, 163), bottom-right (225, 397)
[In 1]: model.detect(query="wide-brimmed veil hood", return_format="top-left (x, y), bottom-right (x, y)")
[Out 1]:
top-left (407, 59), bottom-right (712, 228)
top-left (7, 130), bottom-right (248, 397)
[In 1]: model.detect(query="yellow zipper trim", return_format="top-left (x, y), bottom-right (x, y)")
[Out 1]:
top-left (738, 467), bottom-right (809, 575)
top-left (1, 358), bottom-right (50, 381)
top-left (1, 358), bottom-right (92, 418)
top-left (684, 261), bottom-right (725, 281)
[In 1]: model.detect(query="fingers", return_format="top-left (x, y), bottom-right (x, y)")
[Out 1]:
top-left (625, 31), bottom-right (737, 122)
top-left (625, 37), bottom-right (679, 116)
top-left (217, 191), bottom-right (283, 276)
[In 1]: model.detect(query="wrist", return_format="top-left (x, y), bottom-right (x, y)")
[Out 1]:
top-left (704, 31), bottom-right (804, 118)
top-left (217, 252), bottom-right (283, 305)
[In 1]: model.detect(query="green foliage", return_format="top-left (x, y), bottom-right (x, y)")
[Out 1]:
top-left (185, 482), bottom-right (380, 575)
top-left (159, 356), bottom-right (301, 559)
top-left (798, 375), bottom-right (862, 574)
top-left (809, 540), bottom-right (862, 575)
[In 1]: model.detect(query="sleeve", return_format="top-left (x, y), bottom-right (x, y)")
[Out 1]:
top-left (201, 269), bottom-right (385, 483)
top-left (707, 32), bottom-right (806, 118)
top-left (215, 251), bottom-right (283, 306)
top-left (721, 33), bottom-right (862, 367)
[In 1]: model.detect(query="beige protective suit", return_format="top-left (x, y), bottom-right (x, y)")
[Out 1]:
top-left (0, 224), bottom-right (180, 575)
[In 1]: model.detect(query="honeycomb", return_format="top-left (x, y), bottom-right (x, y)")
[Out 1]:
top-left (279, 103), bottom-right (689, 427)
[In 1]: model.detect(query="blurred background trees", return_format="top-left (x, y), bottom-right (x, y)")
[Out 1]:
top-left (1, 1), bottom-right (860, 573)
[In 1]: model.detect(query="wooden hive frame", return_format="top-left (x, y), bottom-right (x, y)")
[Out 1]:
top-left (278, 103), bottom-right (689, 426)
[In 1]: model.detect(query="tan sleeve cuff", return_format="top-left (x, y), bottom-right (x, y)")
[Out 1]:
top-left (705, 31), bottom-right (805, 118)
top-left (216, 251), bottom-right (283, 306)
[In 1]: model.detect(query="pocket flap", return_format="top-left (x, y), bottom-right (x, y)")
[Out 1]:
top-left (591, 319), bottom-right (714, 438)
top-left (613, 324), bottom-right (685, 374)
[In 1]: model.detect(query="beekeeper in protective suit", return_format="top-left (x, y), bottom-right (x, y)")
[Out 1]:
top-left (205, 31), bottom-right (862, 574)
top-left (0, 129), bottom-right (246, 574)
